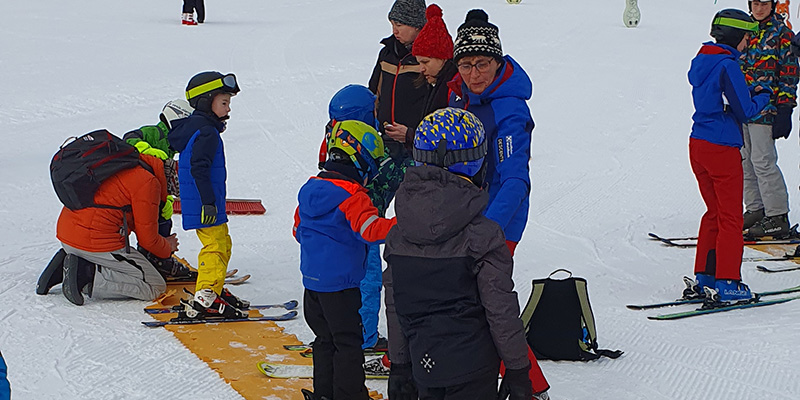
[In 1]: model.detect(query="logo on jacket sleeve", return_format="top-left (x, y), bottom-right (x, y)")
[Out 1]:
top-left (497, 137), bottom-right (504, 162)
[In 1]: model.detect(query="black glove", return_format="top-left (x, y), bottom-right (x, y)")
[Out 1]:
top-left (498, 366), bottom-right (532, 400)
top-left (772, 107), bottom-right (793, 139)
top-left (201, 204), bottom-right (217, 225)
top-left (388, 363), bottom-right (417, 400)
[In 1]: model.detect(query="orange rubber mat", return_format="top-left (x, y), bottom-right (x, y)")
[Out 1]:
top-left (147, 282), bottom-right (384, 400)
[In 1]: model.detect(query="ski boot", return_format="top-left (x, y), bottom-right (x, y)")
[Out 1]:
top-left (181, 13), bottom-right (197, 26)
top-left (220, 287), bottom-right (250, 309)
top-left (36, 249), bottom-right (66, 295)
top-left (138, 246), bottom-right (195, 280)
top-left (62, 254), bottom-right (96, 306)
top-left (176, 289), bottom-right (248, 321)
top-left (743, 208), bottom-right (765, 230)
top-left (363, 356), bottom-right (391, 378)
top-left (745, 214), bottom-right (791, 238)
top-left (681, 274), bottom-right (713, 300)
top-left (301, 389), bottom-right (331, 400)
top-left (702, 280), bottom-right (753, 308)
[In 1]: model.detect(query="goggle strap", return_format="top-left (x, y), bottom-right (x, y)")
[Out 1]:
top-left (413, 139), bottom-right (487, 167)
top-left (713, 16), bottom-right (758, 32)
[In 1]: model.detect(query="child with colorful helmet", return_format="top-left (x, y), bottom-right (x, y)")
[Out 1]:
top-left (686, 9), bottom-right (770, 304)
top-left (167, 71), bottom-right (249, 320)
top-left (384, 107), bottom-right (534, 399)
top-left (294, 120), bottom-right (396, 400)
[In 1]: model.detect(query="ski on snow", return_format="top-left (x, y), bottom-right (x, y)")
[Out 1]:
top-left (648, 228), bottom-right (800, 248)
top-left (145, 299), bottom-right (299, 315)
top-left (648, 295), bottom-right (800, 320)
top-left (283, 343), bottom-right (386, 358)
top-left (165, 269), bottom-right (251, 285)
top-left (626, 284), bottom-right (800, 310)
top-left (756, 264), bottom-right (800, 273)
top-left (142, 310), bottom-right (298, 327)
top-left (258, 357), bottom-right (389, 380)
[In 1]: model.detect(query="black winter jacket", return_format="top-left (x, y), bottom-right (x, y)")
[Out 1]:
top-left (421, 60), bottom-right (458, 119)
top-left (368, 35), bottom-right (428, 158)
top-left (384, 166), bottom-right (530, 387)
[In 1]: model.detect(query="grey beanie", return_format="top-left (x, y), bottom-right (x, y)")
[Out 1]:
top-left (388, 0), bottom-right (427, 29)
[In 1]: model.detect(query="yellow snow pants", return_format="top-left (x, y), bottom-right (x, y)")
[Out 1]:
top-left (195, 223), bottom-right (232, 294)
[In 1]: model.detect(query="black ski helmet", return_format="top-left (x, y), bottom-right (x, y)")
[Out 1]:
top-left (185, 71), bottom-right (240, 113)
top-left (710, 9), bottom-right (759, 48)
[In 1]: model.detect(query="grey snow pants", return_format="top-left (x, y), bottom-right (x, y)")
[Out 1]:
top-left (61, 243), bottom-right (166, 301)
top-left (741, 123), bottom-right (790, 217)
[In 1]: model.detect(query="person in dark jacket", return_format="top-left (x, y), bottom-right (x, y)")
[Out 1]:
top-left (685, 9), bottom-right (770, 303)
top-left (448, 9), bottom-right (550, 399)
top-left (384, 107), bottom-right (532, 400)
top-left (368, 0), bottom-right (428, 162)
top-left (168, 71), bottom-right (250, 320)
top-left (294, 120), bottom-right (396, 400)
top-left (412, 4), bottom-right (458, 117)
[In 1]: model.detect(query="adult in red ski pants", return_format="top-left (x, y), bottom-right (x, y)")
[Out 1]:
top-left (689, 138), bottom-right (744, 280)
top-left (504, 240), bottom-right (550, 396)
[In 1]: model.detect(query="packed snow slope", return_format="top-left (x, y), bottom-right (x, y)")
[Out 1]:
top-left (1, 0), bottom-right (799, 398)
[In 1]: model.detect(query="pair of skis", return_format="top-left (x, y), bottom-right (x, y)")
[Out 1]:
top-left (627, 284), bottom-right (800, 320)
top-left (648, 231), bottom-right (800, 248)
top-left (142, 299), bottom-right (299, 327)
top-left (258, 356), bottom-right (389, 380)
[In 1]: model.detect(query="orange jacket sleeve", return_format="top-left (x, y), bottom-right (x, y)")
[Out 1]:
top-left (338, 191), bottom-right (396, 244)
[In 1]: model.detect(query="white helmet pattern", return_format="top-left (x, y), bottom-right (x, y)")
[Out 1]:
top-left (160, 99), bottom-right (194, 130)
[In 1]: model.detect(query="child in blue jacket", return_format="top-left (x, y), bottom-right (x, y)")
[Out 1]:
top-left (686, 9), bottom-right (770, 304)
top-left (294, 120), bottom-right (396, 400)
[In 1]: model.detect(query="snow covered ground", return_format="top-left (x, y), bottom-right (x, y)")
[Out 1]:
top-left (2, 0), bottom-right (800, 398)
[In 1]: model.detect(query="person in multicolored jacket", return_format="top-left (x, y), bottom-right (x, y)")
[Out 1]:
top-left (739, 0), bottom-right (799, 237)
top-left (294, 120), bottom-right (396, 400)
top-left (123, 99), bottom-right (193, 278)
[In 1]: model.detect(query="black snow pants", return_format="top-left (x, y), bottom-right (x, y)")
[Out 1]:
top-left (303, 288), bottom-right (369, 400)
top-left (182, 0), bottom-right (205, 22)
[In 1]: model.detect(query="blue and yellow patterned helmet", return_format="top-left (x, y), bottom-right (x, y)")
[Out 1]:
top-left (413, 107), bottom-right (486, 178)
top-left (327, 120), bottom-right (385, 182)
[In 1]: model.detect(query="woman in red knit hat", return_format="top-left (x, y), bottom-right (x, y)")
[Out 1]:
top-left (412, 4), bottom-right (458, 117)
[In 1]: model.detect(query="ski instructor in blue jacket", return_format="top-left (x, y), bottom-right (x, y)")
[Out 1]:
top-left (448, 9), bottom-right (533, 258)
top-left (447, 8), bottom-right (550, 399)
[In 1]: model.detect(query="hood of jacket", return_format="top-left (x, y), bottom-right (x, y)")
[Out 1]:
top-left (167, 111), bottom-right (225, 153)
top-left (448, 55), bottom-right (532, 105)
top-left (394, 165), bottom-right (488, 245)
top-left (299, 172), bottom-right (363, 218)
top-left (688, 42), bottom-right (738, 88)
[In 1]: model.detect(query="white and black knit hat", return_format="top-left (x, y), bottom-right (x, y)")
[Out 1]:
top-left (388, 0), bottom-right (427, 29)
top-left (453, 9), bottom-right (503, 63)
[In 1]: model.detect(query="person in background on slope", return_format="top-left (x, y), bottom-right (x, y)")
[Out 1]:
top-left (294, 120), bottom-right (396, 400)
top-left (123, 99), bottom-right (194, 280)
top-left (384, 107), bottom-right (532, 400)
top-left (412, 4), bottom-right (457, 117)
top-left (686, 9), bottom-right (771, 304)
top-left (181, 0), bottom-right (205, 25)
top-left (368, 0), bottom-right (429, 216)
top-left (44, 152), bottom-right (178, 305)
top-left (168, 71), bottom-right (249, 320)
top-left (448, 9), bottom-right (550, 399)
top-left (1, 351), bottom-right (10, 399)
top-left (739, 0), bottom-right (798, 238)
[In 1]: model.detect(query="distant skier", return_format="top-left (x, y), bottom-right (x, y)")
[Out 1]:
top-left (739, 0), bottom-right (798, 238)
top-left (384, 107), bottom-right (533, 399)
top-left (123, 99), bottom-right (194, 280)
top-left (294, 120), bottom-right (396, 400)
top-left (686, 9), bottom-right (770, 303)
top-left (181, 0), bottom-right (205, 25)
top-left (168, 71), bottom-right (250, 320)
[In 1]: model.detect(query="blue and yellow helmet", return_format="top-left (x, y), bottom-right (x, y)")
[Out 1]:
top-left (413, 107), bottom-right (486, 178)
top-left (326, 120), bottom-right (385, 182)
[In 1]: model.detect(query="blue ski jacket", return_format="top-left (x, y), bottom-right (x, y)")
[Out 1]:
top-left (293, 172), bottom-right (396, 293)
top-left (448, 55), bottom-right (533, 242)
top-left (0, 351), bottom-right (9, 400)
top-left (689, 42), bottom-right (770, 148)
top-left (168, 111), bottom-right (228, 230)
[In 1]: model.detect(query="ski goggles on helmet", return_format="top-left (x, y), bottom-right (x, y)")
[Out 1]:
top-left (186, 74), bottom-right (240, 101)
top-left (712, 16), bottom-right (758, 33)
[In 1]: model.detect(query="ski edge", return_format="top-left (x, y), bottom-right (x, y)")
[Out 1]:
top-left (647, 295), bottom-right (800, 320)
